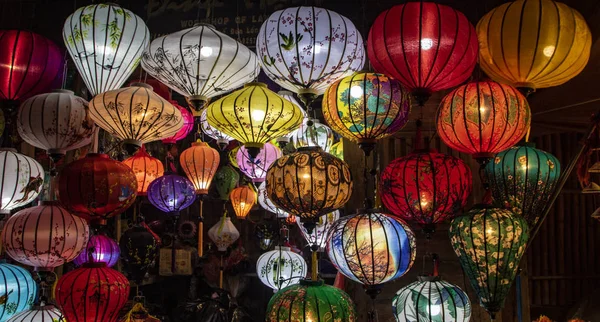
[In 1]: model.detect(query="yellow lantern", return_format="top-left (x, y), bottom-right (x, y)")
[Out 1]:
top-left (230, 186), bottom-right (256, 220)
top-left (477, 0), bottom-right (592, 92)
top-left (206, 82), bottom-right (303, 158)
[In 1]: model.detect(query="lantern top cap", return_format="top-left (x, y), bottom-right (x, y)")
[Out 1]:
top-left (0, 148), bottom-right (18, 153)
top-left (192, 141), bottom-right (209, 147)
top-left (52, 89), bottom-right (74, 95)
top-left (278, 90), bottom-right (294, 96)
top-left (130, 82), bottom-right (154, 90)
top-left (299, 279), bottom-right (324, 287)
top-left (244, 82), bottom-right (267, 88)
top-left (417, 275), bottom-right (441, 282)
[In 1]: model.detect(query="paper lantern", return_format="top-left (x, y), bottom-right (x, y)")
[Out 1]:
top-left (257, 246), bottom-right (307, 292)
top-left (367, 2), bottom-right (478, 104)
top-left (449, 206), bottom-right (528, 317)
top-left (0, 149), bottom-right (44, 215)
top-left (392, 276), bottom-right (471, 322)
top-left (147, 173), bottom-right (196, 215)
top-left (0, 30), bottom-right (62, 102)
top-left (323, 72), bottom-right (411, 153)
top-left (380, 151), bottom-right (472, 233)
top-left (257, 6), bottom-right (365, 97)
top-left (2, 201), bottom-right (89, 270)
top-left (63, 3), bottom-right (149, 96)
top-left (236, 143), bottom-right (281, 183)
top-left (257, 182), bottom-right (289, 218)
top-left (119, 224), bottom-right (159, 284)
top-left (199, 109), bottom-right (234, 147)
top-left (230, 186), bottom-right (256, 220)
top-left (437, 81), bottom-right (531, 160)
top-left (180, 141), bottom-right (220, 195)
top-left (208, 216), bottom-right (240, 251)
top-left (0, 263), bottom-right (36, 321)
top-left (73, 234), bottom-right (120, 267)
top-left (122, 146), bottom-right (164, 196)
top-left (477, 0), bottom-right (591, 92)
top-left (7, 303), bottom-right (64, 322)
top-left (290, 118), bottom-right (335, 152)
top-left (88, 83), bottom-right (183, 152)
top-left (162, 101), bottom-right (194, 145)
top-left (266, 279), bottom-right (356, 322)
top-left (142, 23), bottom-right (260, 110)
top-left (296, 211), bottom-right (339, 251)
top-left (215, 165), bottom-right (239, 201)
top-left (55, 263), bottom-right (130, 322)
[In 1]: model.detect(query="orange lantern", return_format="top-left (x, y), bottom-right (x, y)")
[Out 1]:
top-left (230, 186), bottom-right (256, 220)
top-left (122, 146), bottom-right (164, 196)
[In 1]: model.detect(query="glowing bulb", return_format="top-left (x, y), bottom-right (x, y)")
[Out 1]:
top-left (350, 85), bottom-right (363, 98)
top-left (314, 44), bottom-right (322, 54)
top-left (302, 173), bottom-right (311, 179)
top-left (200, 46), bottom-right (213, 57)
top-left (479, 106), bottom-right (487, 113)
top-left (251, 110), bottom-right (266, 121)
top-left (429, 304), bottom-right (441, 316)
top-left (420, 38), bottom-right (433, 50)
top-left (240, 202), bottom-right (246, 208)
top-left (543, 45), bottom-right (555, 57)
top-left (486, 227), bottom-right (494, 235)
top-left (521, 165), bottom-right (528, 171)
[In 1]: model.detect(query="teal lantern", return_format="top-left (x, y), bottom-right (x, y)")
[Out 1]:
top-left (0, 263), bottom-right (36, 321)
top-left (214, 165), bottom-right (239, 200)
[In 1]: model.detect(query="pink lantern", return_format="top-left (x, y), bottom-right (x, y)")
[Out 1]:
top-left (236, 143), bottom-right (281, 183)
top-left (73, 234), bottom-right (120, 268)
top-left (162, 101), bottom-right (194, 145)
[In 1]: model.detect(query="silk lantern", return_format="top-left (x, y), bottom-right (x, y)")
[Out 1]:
top-left (2, 201), bottom-right (89, 271)
top-left (215, 165), bottom-right (239, 201)
top-left (119, 224), bottom-right (159, 284)
top-left (257, 246), bottom-right (307, 292)
top-left (199, 109), bottom-right (234, 148)
top-left (208, 216), bottom-right (240, 251)
top-left (147, 173), bottom-right (196, 215)
top-left (236, 143), bottom-right (281, 183)
top-left (7, 302), bottom-right (64, 322)
top-left (161, 101), bottom-right (194, 145)
top-left (230, 186), bottom-right (256, 220)
top-left (0, 263), bottom-right (36, 321)
top-left (0, 149), bottom-right (44, 215)
top-left (63, 3), bottom-right (150, 96)
top-left (291, 118), bottom-right (335, 152)
top-left (437, 81), bottom-right (531, 160)
top-left (257, 182), bottom-right (289, 218)
top-left (367, 2), bottom-right (478, 105)
top-left (180, 141), bottom-right (220, 195)
top-left (73, 234), bottom-right (120, 267)
top-left (477, 0), bottom-right (591, 92)
top-left (296, 211), bottom-right (339, 251)
top-left (122, 146), bottom-right (164, 196)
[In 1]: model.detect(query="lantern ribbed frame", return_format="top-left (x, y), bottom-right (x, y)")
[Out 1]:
top-left (162, 101), bottom-right (194, 144)
top-left (290, 118), bottom-right (335, 152)
top-left (257, 246), bottom-right (307, 292)
top-left (7, 304), bottom-right (64, 322)
top-left (236, 143), bottom-right (281, 183)
top-left (73, 234), bottom-right (120, 268)
top-left (0, 149), bottom-right (44, 215)
top-left (119, 225), bottom-right (159, 284)
top-left (230, 186), bottom-right (256, 219)
top-left (199, 108), bottom-right (234, 144)
top-left (296, 211), bottom-right (339, 251)
top-left (258, 182), bottom-right (289, 218)
top-left (122, 146), bottom-right (164, 196)
top-left (0, 263), bottom-right (36, 321)
top-left (147, 173), bottom-right (196, 214)
top-left (180, 141), bottom-right (220, 195)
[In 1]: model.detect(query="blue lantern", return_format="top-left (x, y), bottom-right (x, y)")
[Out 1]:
top-left (0, 263), bottom-right (36, 321)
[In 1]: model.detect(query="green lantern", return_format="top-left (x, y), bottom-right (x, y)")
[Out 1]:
top-left (266, 279), bottom-right (357, 322)
top-left (330, 140), bottom-right (344, 160)
top-left (214, 165), bottom-right (239, 200)
top-left (449, 206), bottom-right (529, 319)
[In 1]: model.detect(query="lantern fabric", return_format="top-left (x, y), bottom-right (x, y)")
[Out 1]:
top-left (147, 173), bottom-right (196, 214)
top-left (122, 146), bottom-right (164, 196)
top-left (257, 246), bottom-right (307, 292)
top-left (266, 146), bottom-right (353, 221)
top-left (380, 151), bottom-right (473, 229)
top-left (367, 2), bottom-right (478, 102)
top-left (230, 186), bottom-right (256, 219)
top-left (63, 4), bottom-right (150, 96)
top-left (477, 0), bottom-right (591, 91)
top-left (290, 118), bottom-right (335, 152)
top-left (296, 211), bottom-right (339, 251)
top-left (0, 149), bottom-right (44, 215)
top-left (0, 30), bottom-right (62, 101)
top-left (199, 109), bottom-right (234, 146)
top-left (266, 279), bottom-right (356, 322)
top-left (236, 143), bottom-right (281, 183)
top-left (215, 165), bottom-right (239, 201)
top-left (55, 263), bottom-right (130, 322)
top-left (7, 304), bottom-right (65, 322)
top-left (437, 81), bottom-right (531, 159)
top-left (208, 216), bottom-right (240, 251)
top-left (161, 101), bottom-right (194, 144)
top-left (73, 234), bottom-right (120, 267)
top-left (0, 263), bottom-right (36, 321)
top-left (2, 201), bottom-right (89, 270)
top-left (257, 182), bottom-right (289, 218)
top-left (119, 225), bottom-right (159, 284)
top-left (257, 7), bottom-right (365, 96)
top-left (392, 276), bottom-right (471, 322)
top-left (129, 78), bottom-right (171, 101)
top-left (449, 206), bottom-right (529, 317)
top-left (330, 141), bottom-right (344, 160)
top-left (180, 141), bottom-right (220, 195)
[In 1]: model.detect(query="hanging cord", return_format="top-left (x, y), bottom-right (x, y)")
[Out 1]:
top-left (363, 153), bottom-right (372, 208)
top-left (198, 197), bottom-right (204, 257)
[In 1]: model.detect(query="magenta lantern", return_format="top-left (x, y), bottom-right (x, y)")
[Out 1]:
top-left (162, 101), bottom-right (194, 144)
top-left (73, 234), bottom-right (120, 267)
top-left (236, 142), bottom-right (281, 183)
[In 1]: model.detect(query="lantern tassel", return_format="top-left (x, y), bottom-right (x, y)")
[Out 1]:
top-left (198, 198), bottom-right (204, 257)
top-left (219, 254), bottom-right (224, 289)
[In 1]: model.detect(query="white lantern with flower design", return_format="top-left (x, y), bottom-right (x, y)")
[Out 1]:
top-left (208, 216), bottom-right (240, 252)
top-left (257, 246), bottom-right (307, 292)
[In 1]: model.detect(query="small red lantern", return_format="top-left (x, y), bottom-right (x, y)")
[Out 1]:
top-left (122, 146), bottom-right (164, 196)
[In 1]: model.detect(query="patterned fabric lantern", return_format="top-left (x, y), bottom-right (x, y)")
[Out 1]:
top-left (291, 118), bottom-right (335, 152)
top-left (330, 141), bottom-right (344, 160)
top-left (0, 149), bottom-right (44, 215)
top-left (147, 173), bottom-right (196, 215)
top-left (63, 4), bottom-right (149, 96)
top-left (7, 303), bottom-right (64, 322)
top-left (199, 109), bottom-right (234, 147)
top-left (296, 211), bottom-right (339, 251)
top-left (230, 186), bottom-right (256, 220)
top-left (119, 224), bottom-right (159, 284)
top-left (73, 234), bottom-right (120, 267)
top-left (0, 263), bottom-right (36, 321)
top-left (449, 206), bottom-right (529, 318)
top-left (58, 153), bottom-right (137, 224)
top-left (257, 246), bottom-right (307, 292)
top-left (257, 7), bottom-right (365, 97)
top-left (2, 201), bottom-right (89, 270)
top-left (367, 2), bottom-right (478, 105)
top-left (208, 216), bottom-right (240, 251)
top-left (380, 151), bottom-right (473, 233)
top-left (392, 276), bottom-right (471, 322)
top-left (142, 23), bottom-right (260, 111)
top-left (257, 182), bottom-right (289, 218)
top-left (477, 0), bottom-right (591, 92)
top-left (236, 143), bottom-right (281, 183)
top-left (161, 101), bottom-right (194, 145)
top-left (215, 165), bottom-right (239, 201)
top-left (55, 263), bottom-right (130, 322)
top-left (180, 141), bottom-right (220, 195)
top-left (437, 81), bottom-right (531, 160)
top-left (266, 279), bottom-right (356, 321)
top-left (323, 72), bottom-right (411, 154)
top-left (122, 146), bottom-right (164, 196)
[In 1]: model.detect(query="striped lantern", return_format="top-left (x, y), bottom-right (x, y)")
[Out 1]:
top-left (7, 303), bottom-right (64, 322)
top-left (236, 143), bottom-right (281, 183)
top-left (0, 149), bottom-right (44, 215)
top-left (147, 173), bottom-right (196, 215)
top-left (73, 234), bottom-right (120, 268)
top-left (0, 263), bottom-right (36, 321)
top-left (199, 109), bottom-right (234, 147)
top-left (122, 146), bottom-right (164, 196)
top-left (256, 246), bottom-right (307, 292)
top-left (180, 141), bottom-right (220, 195)
top-left (230, 186), bottom-right (256, 220)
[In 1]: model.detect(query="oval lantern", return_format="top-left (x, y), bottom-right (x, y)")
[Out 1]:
top-left (63, 3), bottom-right (150, 96)
top-left (147, 173), bottom-right (196, 215)
top-left (208, 216), bottom-right (240, 251)
top-left (7, 302), bottom-right (64, 322)
top-left (291, 118), bottom-right (335, 152)
top-left (122, 146), bottom-right (164, 196)
top-left (73, 234), bottom-right (120, 268)
top-left (257, 182), bottom-right (289, 218)
top-left (161, 101), bottom-right (194, 145)
top-left (215, 165), bottom-right (239, 201)
top-left (180, 141), bottom-right (220, 195)
top-left (119, 224), bottom-right (159, 284)
top-left (0, 263), bottom-right (36, 321)
top-left (230, 186), bottom-right (256, 220)
top-left (296, 211), bottom-right (339, 251)
top-left (257, 246), bottom-right (307, 292)
top-left (0, 149), bottom-right (44, 215)
top-left (236, 143), bottom-right (281, 183)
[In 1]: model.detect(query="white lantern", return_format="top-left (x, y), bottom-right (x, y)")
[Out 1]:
top-left (17, 89), bottom-right (95, 161)
top-left (63, 4), bottom-right (150, 96)
top-left (7, 302), bottom-right (64, 321)
top-left (297, 211), bottom-right (339, 251)
top-left (257, 7), bottom-right (365, 97)
top-left (291, 118), bottom-right (335, 152)
top-left (0, 149), bottom-right (44, 215)
top-left (257, 182), bottom-right (289, 219)
top-left (208, 216), bottom-right (240, 252)
top-left (142, 23), bottom-right (260, 111)
top-left (200, 108), bottom-right (233, 147)
top-left (257, 246), bottom-right (307, 292)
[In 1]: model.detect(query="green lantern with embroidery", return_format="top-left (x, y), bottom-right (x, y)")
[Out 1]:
top-left (214, 165), bottom-right (239, 200)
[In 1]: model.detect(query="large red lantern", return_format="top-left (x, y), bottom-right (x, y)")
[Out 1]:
top-left (58, 153), bottom-right (137, 224)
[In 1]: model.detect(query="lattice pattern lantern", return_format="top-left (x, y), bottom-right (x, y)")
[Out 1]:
top-left (0, 149), bottom-right (44, 215)
top-left (230, 186), bottom-right (256, 220)
top-left (296, 211), bottom-right (339, 251)
top-left (73, 234), bottom-right (120, 268)
top-left (0, 263), bottom-right (37, 321)
top-left (208, 216), bottom-right (240, 252)
top-left (122, 146), bottom-right (164, 196)
top-left (236, 143), bottom-right (281, 183)
top-left (291, 118), bottom-right (335, 152)
top-left (180, 141), bottom-right (220, 195)
top-left (161, 101), bottom-right (194, 145)
top-left (257, 246), bottom-right (307, 292)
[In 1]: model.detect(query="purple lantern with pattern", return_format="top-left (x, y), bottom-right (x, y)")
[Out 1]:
top-left (236, 142), bottom-right (281, 183)
top-left (73, 234), bottom-right (120, 267)
top-left (147, 173), bottom-right (196, 215)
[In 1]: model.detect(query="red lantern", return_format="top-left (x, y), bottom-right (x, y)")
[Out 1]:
top-left (58, 153), bottom-right (137, 224)
top-left (367, 3), bottom-right (478, 105)
top-left (55, 263), bottom-right (130, 322)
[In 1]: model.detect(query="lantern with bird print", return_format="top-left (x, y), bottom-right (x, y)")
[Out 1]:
top-left (0, 263), bottom-right (36, 321)
top-left (122, 146), bottom-right (164, 196)
top-left (73, 234), bottom-right (120, 268)
top-left (236, 143), bottom-right (281, 183)
top-left (230, 186), bottom-right (256, 220)
top-left (119, 224), bottom-right (159, 284)
top-left (257, 246), bottom-right (307, 292)
top-left (0, 149), bottom-right (44, 215)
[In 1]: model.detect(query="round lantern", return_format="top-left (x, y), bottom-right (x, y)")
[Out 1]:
top-left (296, 211), bottom-right (339, 251)
top-left (486, 145), bottom-right (560, 230)
top-left (257, 182), bottom-right (289, 218)
top-left (63, 4), bottom-right (150, 96)
top-left (161, 101), bottom-right (194, 145)
top-left (142, 23), bottom-right (260, 111)
top-left (257, 246), bottom-right (307, 292)
top-left (323, 72), bottom-right (412, 154)
top-left (392, 276), bottom-right (471, 322)
top-left (449, 206), bottom-right (529, 318)
top-left (236, 143), bottom-right (281, 183)
top-left (55, 263), bottom-right (130, 322)
top-left (257, 7), bottom-right (365, 97)
top-left (215, 165), bottom-right (239, 201)
top-left (119, 224), bottom-right (159, 284)
top-left (0, 149), bottom-right (44, 215)
top-left (367, 2), bottom-right (478, 105)
top-left (230, 186), bottom-right (256, 220)
top-left (0, 263), bottom-right (36, 321)
top-left (380, 151), bottom-right (473, 233)
top-left (7, 303), bottom-right (64, 322)
top-left (208, 216), bottom-right (240, 251)
top-left (436, 81), bottom-right (531, 160)
top-left (147, 173), bottom-right (196, 215)
top-left (206, 83), bottom-right (304, 157)
top-left (326, 210), bottom-right (416, 296)
top-left (0, 30), bottom-right (62, 102)
top-left (477, 0), bottom-right (591, 92)
top-left (291, 118), bottom-right (335, 152)
top-left (2, 201), bottom-right (89, 270)
top-left (200, 109), bottom-right (234, 147)
top-left (266, 279), bottom-right (356, 322)
top-left (73, 234), bottom-right (120, 267)
top-left (17, 89), bottom-right (94, 161)
top-left (57, 153), bottom-right (137, 224)
top-left (180, 141), bottom-right (220, 195)
top-left (122, 146), bottom-right (164, 196)
top-left (88, 83), bottom-right (183, 152)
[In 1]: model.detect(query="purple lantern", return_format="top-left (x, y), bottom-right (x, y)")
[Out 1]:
top-left (147, 173), bottom-right (196, 215)
top-left (236, 142), bottom-right (281, 182)
top-left (73, 234), bottom-right (120, 267)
